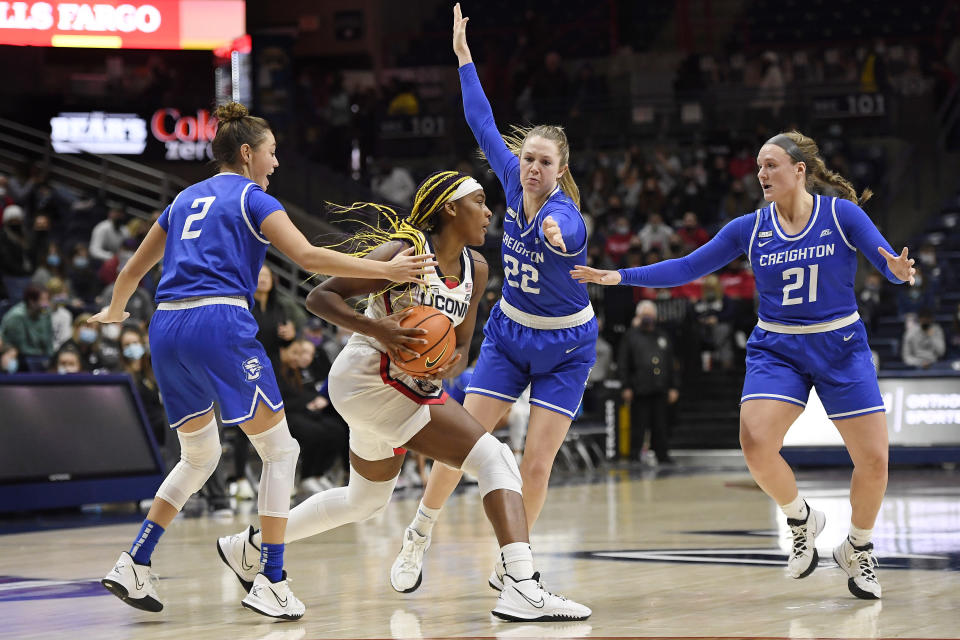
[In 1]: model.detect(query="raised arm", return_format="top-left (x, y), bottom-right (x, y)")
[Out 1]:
top-left (835, 198), bottom-right (915, 285)
top-left (454, 3), bottom-right (519, 190)
top-left (260, 210), bottom-right (436, 283)
top-left (572, 214), bottom-right (753, 287)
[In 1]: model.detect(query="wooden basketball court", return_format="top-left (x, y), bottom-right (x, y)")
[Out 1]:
top-left (2, 465), bottom-right (958, 640)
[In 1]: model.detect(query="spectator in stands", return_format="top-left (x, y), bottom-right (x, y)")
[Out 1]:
top-left (896, 263), bottom-right (937, 316)
top-left (604, 215), bottom-right (634, 265)
top-left (0, 284), bottom-right (53, 361)
top-left (692, 274), bottom-right (735, 371)
top-left (0, 343), bottom-right (18, 375)
top-left (636, 176), bottom-right (667, 217)
top-left (618, 301), bottom-right (679, 465)
top-left (88, 206), bottom-right (129, 262)
top-left (718, 179), bottom-right (754, 227)
top-left (46, 277), bottom-right (74, 350)
top-left (532, 51), bottom-right (570, 124)
top-left (0, 176), bottom-right (14, 212)
top-left (372, 159), bottom-right (417, 207)
top-left (67, 243), bottom-right (100, 304)
top-left (62, 313), bottom-right (104, 371)
top-left (52, 343), bottom-right (83, 374)
top-left (902, 309), bottom-right (946, 369)
top-left (637, 212), bottom-right (675, 256)
top-left (950, 302), bottom-right (960, 357)
top-left (1, 205), bottom-right (40, 302)
top-left (617, 165), bottom-right (643, 212)
top-left (857, 271), bottom-right (890, 333)
top-left (118, 325), bottom-right (166, 445)
top-left (252, 264), bottom-right (305, 367)
top-left (676, 211), bottom-right (710, 251)
top-left (275, 339), bottom-right (348, 495)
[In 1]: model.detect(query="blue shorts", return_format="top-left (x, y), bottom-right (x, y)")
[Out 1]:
top-left (741, 320), bottom-right (884, 419)
top-left (466, 304), bottom-right (597, 419)
top-left (149, 304), bottom-right (283, 428)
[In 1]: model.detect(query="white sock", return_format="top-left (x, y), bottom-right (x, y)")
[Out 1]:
top-left (500, 542), bottom-right (534, 581)
top-left (410, 500), bottom-right (442, 537)
top-left (848, 524), bottom-right (872, 547)
top-left (779, 495), bottom-right (808, 521)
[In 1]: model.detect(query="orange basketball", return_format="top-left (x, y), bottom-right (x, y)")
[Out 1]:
top-left (393, 305), bottom-right (456, 376)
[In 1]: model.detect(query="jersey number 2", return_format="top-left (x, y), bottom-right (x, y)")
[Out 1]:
top-left (503, 255), bottom-right (540, 294)
top-left (781, 264), bottom-right (819, 305)
top-left (181, 196), bottom-right (216, 240)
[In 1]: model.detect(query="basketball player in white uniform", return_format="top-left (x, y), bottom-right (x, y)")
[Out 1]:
top-left (218, 171), bottom-right (591, 621)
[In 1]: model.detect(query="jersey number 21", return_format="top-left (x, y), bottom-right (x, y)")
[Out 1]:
top-left (781, 264), bottom-right (819, 305)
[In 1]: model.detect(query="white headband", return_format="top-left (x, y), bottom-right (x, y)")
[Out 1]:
top-left (445, 177), bottom-right (483, 203)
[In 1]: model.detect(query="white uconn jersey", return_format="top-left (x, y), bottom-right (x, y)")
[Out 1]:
top-left (748, 195), bottom-right (859, 325)
top-left (349, 234), bottom-right (474, 400)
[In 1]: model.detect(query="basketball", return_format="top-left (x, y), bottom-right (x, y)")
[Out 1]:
top-left (393, 305), bottom-right (456, 376)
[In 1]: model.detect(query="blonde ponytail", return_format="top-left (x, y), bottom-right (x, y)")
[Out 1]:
top-left (479, 124), bottom-right (581, 209)
top-left (781, 130), bottom-right (872, 205)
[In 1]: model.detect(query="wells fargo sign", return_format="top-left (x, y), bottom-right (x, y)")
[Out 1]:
top-left (0, 0), bottom-right (244, 49)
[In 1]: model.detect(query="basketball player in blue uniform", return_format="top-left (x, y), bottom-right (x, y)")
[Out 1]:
top-left (573, 131), bottom-right (917, 600)
top-left (217, 171), bottom-right (591, 621)
top-left (92, 102), bottom-right (435, 620)
top-left (389, 3), bottom-right (598, 596)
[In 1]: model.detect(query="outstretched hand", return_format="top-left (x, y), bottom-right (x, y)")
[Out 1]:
top-left (541, 215), bottom-right (566, 252)
top-left (569, 265), bottom-right (622, 286)
top-left (88, 308), bottom-right (130, 324)
top-left (878, 246), bottom-right (916, 285)
top-left (384, 246), bottom-right (437, 284)
top-left (452, 3), bottom-right (472, 65)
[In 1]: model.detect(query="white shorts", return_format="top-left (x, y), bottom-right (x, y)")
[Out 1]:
top-left (328, 342), bottom-right (443, 461)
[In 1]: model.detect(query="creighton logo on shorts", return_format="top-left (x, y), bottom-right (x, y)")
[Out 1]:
top-left (242, 357), bottom-right (263, 381)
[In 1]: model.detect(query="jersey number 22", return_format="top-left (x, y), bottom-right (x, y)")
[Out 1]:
top-left (503, 255), bottom-right (540, 294)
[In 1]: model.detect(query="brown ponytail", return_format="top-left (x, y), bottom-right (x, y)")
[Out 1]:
top-left (211, 102), bottom-right (272, 170)
top-left (782, 130), bottom-right (872, 205)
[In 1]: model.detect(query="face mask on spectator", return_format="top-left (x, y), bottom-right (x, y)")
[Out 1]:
top-left (3, 359), bottom-right (17, 374)
top-left (123, 343), bottom-right (145, 360)
top-left (919, 252), bottom-right (935, 266)
top-left (73, 256), bottom-right (89, 269)
top-left (47, 255), bottom-right (61, 267)
top-left (57, 365), bottom-right (79, 374)
top-left (920, 321), bottom-right (931, 331)
top-left (101, 324), bottom-right (121, 341)
top-left (305, 334), bottom-right (324, 347)
top-left (640, 317), bottom-right (656, 331)
top-left (78, 327), bottom-right (98, 343)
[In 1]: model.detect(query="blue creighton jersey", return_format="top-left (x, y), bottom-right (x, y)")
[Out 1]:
top-left (619, 195), bottom-right (904, 325)
top-left (156, 173), bottom-right (283, 307)
top-left (460, 63), bottom-right (590, 318)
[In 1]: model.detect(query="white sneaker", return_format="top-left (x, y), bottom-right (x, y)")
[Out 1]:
top-left (242, 572), bottom-right (305, 620)
top-left (101, 551), bottom-right (163, 612)
top-left (217, 525), bottom-right (260, 591)
top-left (833, 538), bottom-right (882, 599)
top-left (488, 557), bottom-right (506, 591)
top-left (390, 527), bottom-right (430, 593)
top-left (492, 573), bottom-right (591, 622)
top-left (786, 506), bottom-right (826, 578)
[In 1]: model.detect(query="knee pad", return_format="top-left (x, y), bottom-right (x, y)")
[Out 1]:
top-left (460, 433), bottom-right (522, 498)
top-left (156, 417), bottom-right (221, 511)
top-left (249, 418), bottom-right (300, 518)
top-left (345, 466), bottom-right (397, 521)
